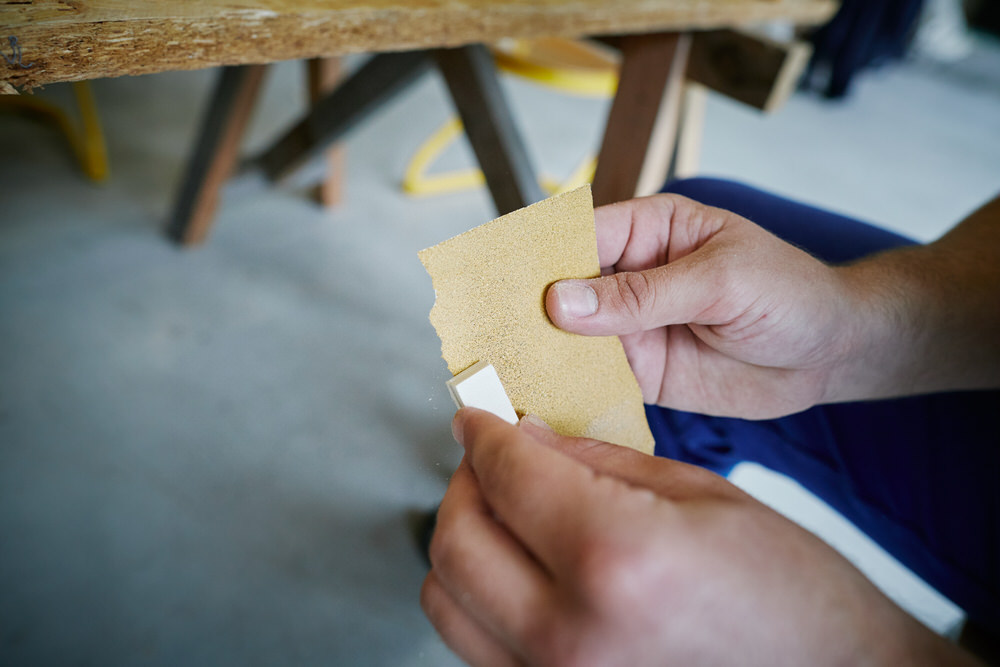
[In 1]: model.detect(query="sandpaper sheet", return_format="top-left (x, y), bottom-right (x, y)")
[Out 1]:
top-left (419, 185), bottom-right (654, 454)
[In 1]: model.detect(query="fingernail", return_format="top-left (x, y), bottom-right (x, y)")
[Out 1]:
top-left (552, 281), bottom-right (598, 318)
top-left (519, 413), bottom-right (553, 431)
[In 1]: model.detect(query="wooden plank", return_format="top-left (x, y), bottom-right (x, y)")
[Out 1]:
top-left (672, 82), bottom-right (708, 179)
top-left (165, 64), bottom-right (268, 246)
top-left (633, 32), bottom-right (692, 196)
top-left (592, 32), bottom-right (691, 206)
top-left (687, 29), bottom-right (813, 112)
top-left (2, 0), bottom-right (838, 91)
top-left (259, 50), bottom-right (432, 183)
top-left (306, 57), bottom-right (346, 207)
top-left (434, 44), bottom-right (544, 215)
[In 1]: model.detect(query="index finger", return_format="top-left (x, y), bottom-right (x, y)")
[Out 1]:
top-left (594, 193), bottom-right (729, 272)
top-left (593, 195), bottom-right (679, 270)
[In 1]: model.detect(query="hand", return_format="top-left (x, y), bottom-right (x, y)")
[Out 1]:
top-left (545, 194), bottom-right (856, 419)
top-left (421, 409), bottom-right (972, 667)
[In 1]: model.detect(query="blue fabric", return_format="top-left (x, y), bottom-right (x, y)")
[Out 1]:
top-left (649, 177), bottom-right (1000, 635)
top-left (805, 0), bottom-right (924, 98)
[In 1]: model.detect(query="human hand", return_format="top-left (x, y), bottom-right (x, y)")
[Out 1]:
top-left (421, 409), bottom-right (972, 667)
top-left (545, 194), bottom-right (856, 419)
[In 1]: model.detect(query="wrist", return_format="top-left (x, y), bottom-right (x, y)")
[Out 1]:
top-left (824, 234), bottom-right (1000, 402)
top-left (820, 255), bottom-right (928, 404)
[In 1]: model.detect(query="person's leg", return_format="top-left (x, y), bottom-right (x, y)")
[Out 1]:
top-left (648, 177), bottom-right (1000, 635)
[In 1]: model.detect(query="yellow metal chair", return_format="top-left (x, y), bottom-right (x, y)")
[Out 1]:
top-left (0, 81), bottom-right (109, 183)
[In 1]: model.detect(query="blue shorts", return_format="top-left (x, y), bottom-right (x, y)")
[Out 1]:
top-left (649, 178), bottom-right (1000, 636)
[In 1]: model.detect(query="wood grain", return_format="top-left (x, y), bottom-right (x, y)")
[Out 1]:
top-left (1, 0), bottom-right (836, 91)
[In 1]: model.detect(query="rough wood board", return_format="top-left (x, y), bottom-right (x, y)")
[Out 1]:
top-left (1, 0), bottom-right (838, 90)
top-left (419, 185), bottom-right (655, 454)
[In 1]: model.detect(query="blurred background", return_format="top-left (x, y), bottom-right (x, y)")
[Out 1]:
top-left (1, 2), bottom-right (999, 664)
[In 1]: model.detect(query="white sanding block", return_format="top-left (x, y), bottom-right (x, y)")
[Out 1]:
top-left (446, 361), bottom-right (518, 424)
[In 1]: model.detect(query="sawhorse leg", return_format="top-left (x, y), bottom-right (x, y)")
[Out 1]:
top-left (259, 51), bottom-right (434, 183)
top-left (592, 32), bottom-right (692, 206)
top-left (168, 53), bottom-right (433, 247)
top-left (166, 64), bottom-right (268, 246)
top-left (433, 44), bottom-right (545, 214)
top-left (261, 46), bottom-right (543, 216)
top-left (168, 43), bottom-right (557, 247)
top-left (306, 57), bottom-right (347, 208)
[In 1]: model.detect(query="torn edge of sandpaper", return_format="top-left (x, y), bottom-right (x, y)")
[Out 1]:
top-left (418, 185), bottom-right (654, 454)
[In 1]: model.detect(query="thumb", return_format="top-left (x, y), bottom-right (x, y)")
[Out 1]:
top-left (546, 256), bottom-right (720, 336)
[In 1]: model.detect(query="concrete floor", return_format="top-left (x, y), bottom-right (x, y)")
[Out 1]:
top-left (2, 34), bottom-right (999, 665)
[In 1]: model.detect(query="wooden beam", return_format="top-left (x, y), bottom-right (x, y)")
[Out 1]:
top-left (434, 44), bottom-right (544, 215)
top-left (592, 32), bottom-right (691, 206)
top-left (165, 64), bottom-right (268, 246)
top-left (2, 0), bottom-right (839, 91)
top-left (258, 51), bottom-right (432, 183)
top-left (673, 82), bottom-right (708, 179)
top-left (306, 57), bottom-right (346, 208)
top-left (687, 29), bottom-right (813, 112)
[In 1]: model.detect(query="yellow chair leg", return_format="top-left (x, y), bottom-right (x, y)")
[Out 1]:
top-left (0, 81), bottom-right (109, 183)
top-left (72, 81), bottom-right (109, 183)
top-left (401, 117), bottom-right (485, 196)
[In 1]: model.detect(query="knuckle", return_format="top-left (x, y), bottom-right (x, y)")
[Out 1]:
top-left (420, 575), bottom-right (458, 639)
top-left (426, 531), bottom-right (446, 571)
top-left (490, 440), bottom-right (531, 498)
top-left (418, 576), bottom-right (438, 619)
top-left (426, 519), bottom-right (458, 573)
top-left (573, 536), bottom-right (641, 612)
top-left (611, 271), bottom-right (655, 324)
